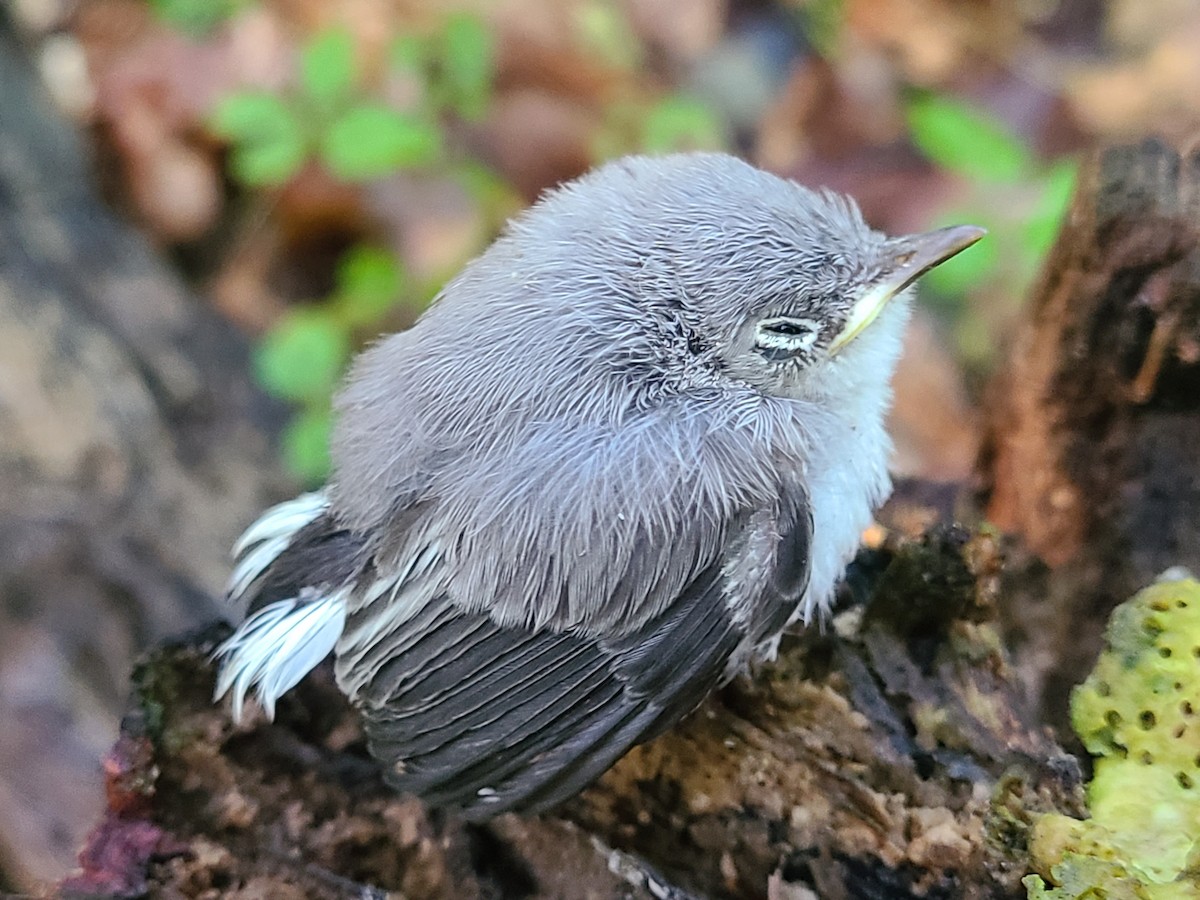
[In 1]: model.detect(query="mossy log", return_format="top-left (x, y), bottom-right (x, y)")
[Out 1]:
top-left (61, 522), bottom-right (1084, 899)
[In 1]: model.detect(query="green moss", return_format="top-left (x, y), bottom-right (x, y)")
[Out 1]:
top-left (1025, 575), bottom-right (1200, 898)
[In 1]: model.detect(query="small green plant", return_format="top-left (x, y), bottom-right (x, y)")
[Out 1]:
top-left (211, 13), bottom-right (499, 186)
top-left (254, 246), bottom-right (406, 482)
top-left (398, 12), bottom-right (497, 122)
top-left (904, 93), bottom-right (1077, 367)
top-left (639, 95), bottom-right (727, 154)
top-left (208, 14), bottom-right (511, 483)
top-left (593, 92), bottom-right (728, 160)
top-left (148, 0), bottom-right (245, 36)
top-left (570, 0), bottom-right (726, 159)
top-left (211, 25), bottom-right (446, 186)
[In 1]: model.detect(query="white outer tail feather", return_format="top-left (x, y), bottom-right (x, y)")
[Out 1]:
top-left (213, 492), bottom-right (349, 722)
top-left (226, 492), bottom-right (328, 600)
top-left (214, 592), bottom-right (347, 721)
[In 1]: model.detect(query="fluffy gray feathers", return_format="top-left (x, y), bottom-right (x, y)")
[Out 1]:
top-left (216, 151), bottom-right (923, 815)
top-left (330, 154), bottom-right (890, 640)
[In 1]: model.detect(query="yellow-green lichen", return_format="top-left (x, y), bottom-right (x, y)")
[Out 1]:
top-left (1025, 574), bottom-right (1200, 899)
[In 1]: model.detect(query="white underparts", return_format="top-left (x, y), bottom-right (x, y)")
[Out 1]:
top-left (787, 298), bottom-right (909, 628)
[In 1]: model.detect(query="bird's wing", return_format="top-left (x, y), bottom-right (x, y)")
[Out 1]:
top-left (350, 555), bottom-right (740, 818)
top-left (331, 424), bottom-right (813, 816)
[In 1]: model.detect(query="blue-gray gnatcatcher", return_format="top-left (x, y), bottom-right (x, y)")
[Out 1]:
top-left (214, 152), bottom-right (983, 819)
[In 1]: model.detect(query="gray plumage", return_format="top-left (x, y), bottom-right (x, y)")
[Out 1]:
top-left (214, 152), bottom-right (982, 819)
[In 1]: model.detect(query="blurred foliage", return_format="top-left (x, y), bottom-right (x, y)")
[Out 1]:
top-left (212, 25), bottom-right (444, 185)
top-left (209, 13), bottom-right (505, 483)
top-left (593, 93), bottom-right (727, 160)
top-left (796, 0), bottom-right (846, 58)
top-left (904, 93), bottom-right (1077, 369)
top-left (576, 0), bottom-right (727, 159)
top-left (149, 0), bottom-right (244, 36)
top-left (1023, 576), bottom-right (1200, 899)
top-left (575, 0), bottom-right (643, 72)
top-left (205, 5), bottom-right (729, 482)
top-left (254, 246), bottom-right (406, 482)
top-left (424, 12), bottom-right (498, 120)
top-left (907, 95), bottom-right (1030, 183)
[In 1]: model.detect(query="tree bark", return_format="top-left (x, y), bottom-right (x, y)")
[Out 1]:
top-left (980, 137), bottom-right (1200, 726)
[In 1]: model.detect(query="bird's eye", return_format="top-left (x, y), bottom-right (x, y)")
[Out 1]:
top-left (754, 317), bottom-right (821, 358)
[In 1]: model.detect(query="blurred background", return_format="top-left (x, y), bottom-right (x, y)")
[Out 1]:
top-left (2, 0), bottom-right (1200, 891)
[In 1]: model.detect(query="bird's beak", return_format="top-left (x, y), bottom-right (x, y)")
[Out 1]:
top-left (829, 224), bottom-right (986, 354)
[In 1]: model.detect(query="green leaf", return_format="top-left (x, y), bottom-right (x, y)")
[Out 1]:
top-left (1022, 159), bottom-right (1077, 258)
top-left (149, 0), bottom-right (241, 36)
top-left (300, 26), bottom-right (357, 108)
top-left (437, 13), bottom-right (494, 120)
top-left (389, 33), bottom-right (428, 72)
top-left (212, 92), bottom-right (307, 185)
top-left (254, 308), bottom-right (350, 402)
top-left (906, 94), bottom-right (1031, 183)
top-left (334, 246), bottom-right (404, 326)
top-left (320, 104), bottom-right (442, 180)
top-left (641, 95), bottom-right (726, 153)
top-left (281, 405), bottom-right (333, 484)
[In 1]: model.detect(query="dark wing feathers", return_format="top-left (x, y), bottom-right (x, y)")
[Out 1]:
top-left (376, 638), bottom-right (598, 759)
top-left (755, 483), bottom-right (815, 642)
top-left (357, 556), bottom-right (744, 819)
top-left (336, 480), bottom-right (814, 819)
top-left (507, 578), bottom-right (742, 815)
top-left (372, 636), bottom-right (618, 798)
top-left (418, 669), bottom-right (626, 808)
top-left (352, 603), bottom-right (484, 700)
top-left (772, 513), bottom-right (812, 599)
top-left (390, 665), bottom-right (622, 807)
top-left (493, 697), bottom-right (655, 814)
top-left (482, 569), bottom-right (743, 815)
top-left (245, 517), bottom-right (368, 614)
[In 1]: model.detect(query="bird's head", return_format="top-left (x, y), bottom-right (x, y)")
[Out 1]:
top-left (710, 217), bottom-right (986, 404)
top-left (520, 154), bottom-right (984, 406)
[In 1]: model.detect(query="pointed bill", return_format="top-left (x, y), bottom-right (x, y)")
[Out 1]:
top-left (829, 224), bottom-right (986, 354)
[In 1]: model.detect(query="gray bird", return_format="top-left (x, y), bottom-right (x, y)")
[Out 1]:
top-left (214, 152), bottom-right (982, 819)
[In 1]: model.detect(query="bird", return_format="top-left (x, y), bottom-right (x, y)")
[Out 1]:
top-left (213, 152), bottom-right (983, 820)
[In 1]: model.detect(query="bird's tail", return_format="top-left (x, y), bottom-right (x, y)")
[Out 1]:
top-left (212, 493), bottom-right (354, 722)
